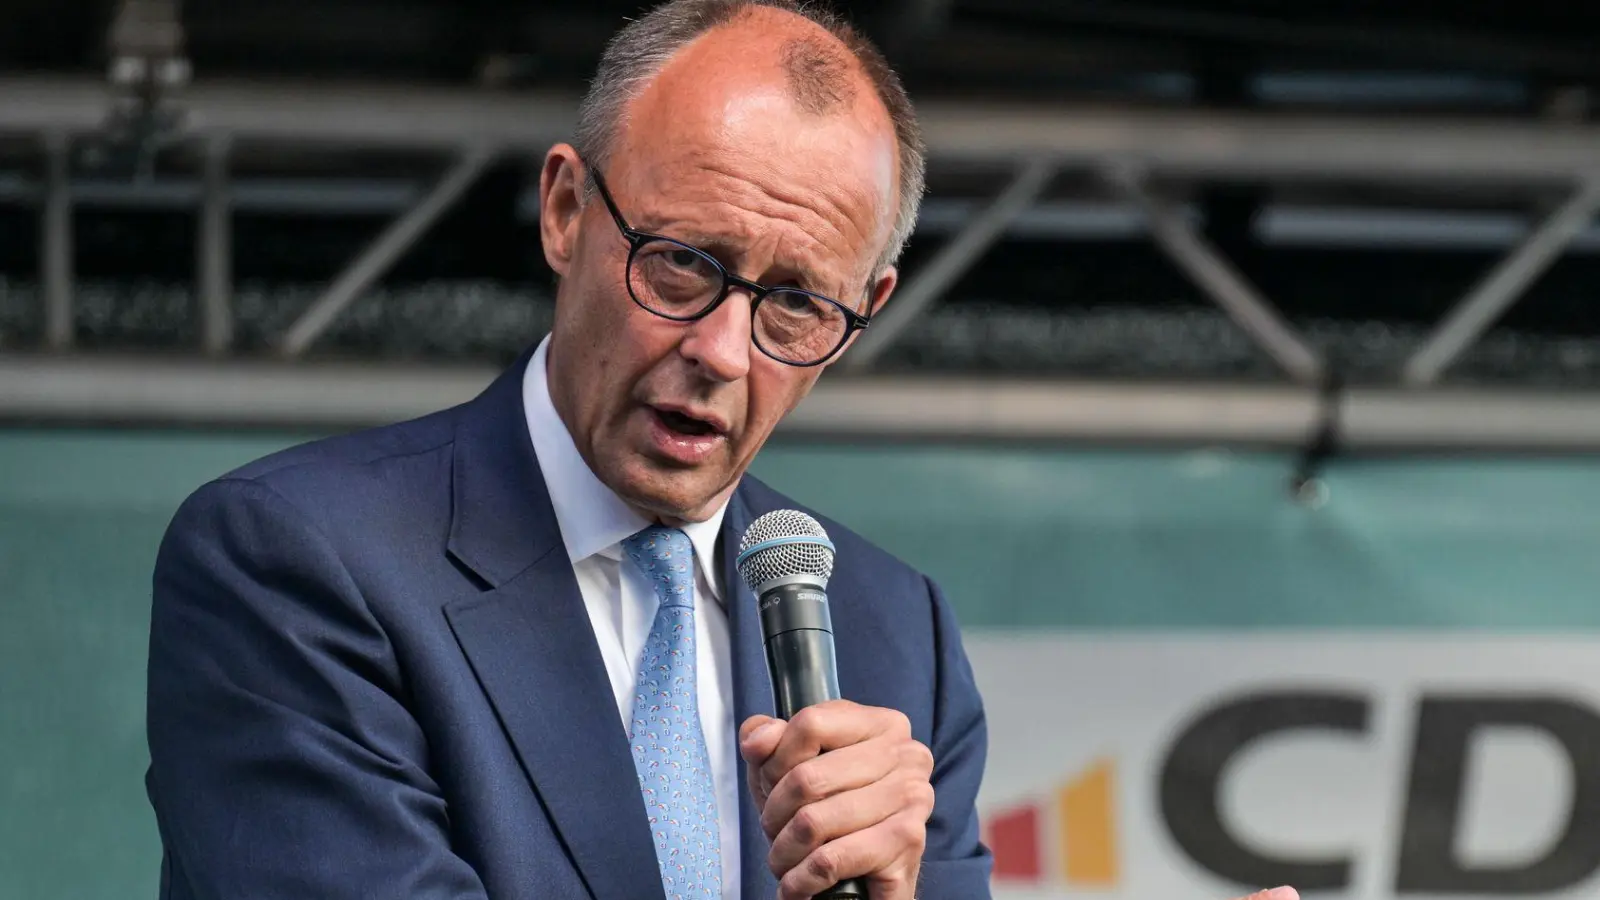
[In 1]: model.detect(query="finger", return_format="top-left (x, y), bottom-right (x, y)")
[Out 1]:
top-left (768, 770), bottom-right (935, 878)
top-left (777, 808), bottom-right (926, 900)
top-left (761, 737), bottom-right (932, 840)
top-left (760, 701), bottom-right (911, 798)
top-left (739, 716), bottom-right (786, 807)
top-left (739, 715), bottom-right (785, 766)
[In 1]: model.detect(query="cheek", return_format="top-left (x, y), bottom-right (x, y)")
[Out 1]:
top-left (566, 250), bottom-right (647, 359)
top-left (553, 261), bottom-right (641, 428)
top-left (743, 364), bottom-right (815, 440)
top-left (566, 277), bottom-right (693, 424)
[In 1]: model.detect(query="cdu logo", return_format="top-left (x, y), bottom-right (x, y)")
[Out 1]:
top-left (982, 689), bottom-right (1600, 897)
top-left (983, 759), bottom-right (1121, 889)
top-left (1161, 691), bottom-right (1600, 895)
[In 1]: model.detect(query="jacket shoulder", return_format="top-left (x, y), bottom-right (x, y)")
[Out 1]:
top-left (171, 407), bottom-right (462, 536)
top-left (225, 407), bottom-right (458, 483)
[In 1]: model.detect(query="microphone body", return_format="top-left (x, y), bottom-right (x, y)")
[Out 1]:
top-left (738, 513), bottom-right (867, 900)
top-left (759, 579), bottom-right (843, 719)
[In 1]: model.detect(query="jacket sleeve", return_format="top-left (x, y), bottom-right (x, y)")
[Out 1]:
top-left (915, 575), bottom-right (995, 899)
top-left (145, 477), bottom-right (488, 899)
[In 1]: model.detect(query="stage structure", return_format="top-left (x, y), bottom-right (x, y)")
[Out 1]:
top-left (2, 25), bottom-right (1600, 451)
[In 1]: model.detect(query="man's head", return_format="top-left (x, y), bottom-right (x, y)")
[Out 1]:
top-left (537, 0), bottom-right (924, 524)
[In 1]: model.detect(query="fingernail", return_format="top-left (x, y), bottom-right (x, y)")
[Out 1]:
top-left (749, 721), bottom-right (780, 743)
top-left (1264, 888), bottom-right (1299, 900)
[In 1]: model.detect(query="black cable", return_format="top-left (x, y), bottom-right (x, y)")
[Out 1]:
top-left (1290, 367), bottom-right (1344, 506)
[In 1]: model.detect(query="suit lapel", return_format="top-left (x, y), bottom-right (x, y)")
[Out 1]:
top-left (442, 350), bottom-right (664, 900)
top-left (719, 490), bottom-right (781, 900)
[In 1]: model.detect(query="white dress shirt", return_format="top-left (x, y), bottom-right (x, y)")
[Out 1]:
top-left (522, 335), bottom-right (741, 898)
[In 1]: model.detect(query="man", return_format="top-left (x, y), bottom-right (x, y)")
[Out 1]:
top-left (146, 2), bottom-right (1299, 899)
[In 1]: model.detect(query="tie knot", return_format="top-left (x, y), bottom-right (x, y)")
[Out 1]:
top-left (622, 526), bottom-right (696, 608)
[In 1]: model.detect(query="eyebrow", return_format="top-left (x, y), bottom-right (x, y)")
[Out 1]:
top-left (654, 227), bottom-right (840, 298)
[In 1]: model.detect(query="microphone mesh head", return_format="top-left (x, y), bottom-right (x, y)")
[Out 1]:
top-left (737, 509), bottom-right (835, 592)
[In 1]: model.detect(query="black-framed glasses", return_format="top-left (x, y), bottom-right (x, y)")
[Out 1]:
top-left (585, 163), bottom-right (871, 368)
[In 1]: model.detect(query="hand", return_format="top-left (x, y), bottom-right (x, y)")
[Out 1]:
top-left (1236, 889), bottom-right (1298, 900)
top-left (739, 700), bottom-right (935, 900)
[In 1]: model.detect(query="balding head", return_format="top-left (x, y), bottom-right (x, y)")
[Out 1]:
top-left (780, 32), bottom-right (858, 114)
top-left (535, 2), bottom-right (917, 524)
top-left (573, 0), bottom-right (924, 275)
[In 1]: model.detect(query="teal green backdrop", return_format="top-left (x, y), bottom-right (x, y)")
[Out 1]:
top-left (4, 427), bottom-right (1600, 899)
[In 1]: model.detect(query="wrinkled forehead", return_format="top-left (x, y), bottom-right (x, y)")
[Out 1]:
top-left (607, 17), bottom-right (899, 270)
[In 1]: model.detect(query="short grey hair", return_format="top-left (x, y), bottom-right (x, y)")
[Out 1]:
top-left (573, 0), bottom-right (926, 275)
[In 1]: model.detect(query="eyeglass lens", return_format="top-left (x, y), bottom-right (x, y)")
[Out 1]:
top-left (627, 236), bottom-right (850, 365)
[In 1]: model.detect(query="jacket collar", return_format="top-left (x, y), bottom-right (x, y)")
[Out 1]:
top-left (446, 344), bottom-right (563, 587)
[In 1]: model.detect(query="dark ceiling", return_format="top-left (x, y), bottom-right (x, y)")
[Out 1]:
top-left (2, 0), bottom-right (1598, 112)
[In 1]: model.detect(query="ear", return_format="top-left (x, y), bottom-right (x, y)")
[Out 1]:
top-left (866, 265), bottom-right (898, 317)
top-left (539, 144), bottom-right (586, 278)
top-left (826, 265), bottom-right (899, 365)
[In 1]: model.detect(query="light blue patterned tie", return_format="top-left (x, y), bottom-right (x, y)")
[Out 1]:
top-left (622, 526), bottom-right (722, 900)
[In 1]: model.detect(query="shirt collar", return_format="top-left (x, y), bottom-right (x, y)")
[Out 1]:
top-left (522, 335), bottom-right (728, 602)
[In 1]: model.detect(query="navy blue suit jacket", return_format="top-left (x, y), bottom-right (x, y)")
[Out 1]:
top-left (146, 348), bottom-right (993, 899)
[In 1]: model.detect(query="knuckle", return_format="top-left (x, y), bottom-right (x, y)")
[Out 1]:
top-left (788, 706), bottom-right (824, 741)
top-left (895, 811), bottom-right (929, 849)
top-left (790, 806), bottom-right (825, 847)
top-left (790, 760), bottom-right (829, 803)
top-left (885, 708), bottom-right (912, 736)
top-left (901, 738), bottom-right (934, 772)
top-left (902, 775), bottom-right (936, 813)
top-left (805, 846), bottom-right (842, 883)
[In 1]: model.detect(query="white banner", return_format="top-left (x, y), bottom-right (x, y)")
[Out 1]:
top-left (966, 636), bottom-right (1600, 900)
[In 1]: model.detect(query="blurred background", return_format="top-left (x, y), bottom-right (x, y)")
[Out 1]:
top-left (4, 1), bottom-right (1600, 898)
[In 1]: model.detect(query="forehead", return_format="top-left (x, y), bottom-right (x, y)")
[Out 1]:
top-left (606, 15), bottom-right (899, 275)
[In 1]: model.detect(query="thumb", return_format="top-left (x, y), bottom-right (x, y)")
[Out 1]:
top-left (738, 715), bottom-right (784, 762)
top-left (738, 716), bottom-right (785, 809)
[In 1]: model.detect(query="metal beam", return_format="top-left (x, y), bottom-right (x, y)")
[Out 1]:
top-left (42, 134), bottom-right (73, 350)
top-left (8, 78), bottom-right (1600, 182)
top-left (9, 354), bottom-right (1600, 450)
top-left (918, 103), bottom-right (1600, 183)
top-left (1403, 180), bottom-right (1600, 386)
top-left (0, 173), bottom-right (423, 214)
top-left (0, 78), bottom-right (573, 152)
top-left (9, 173), bottom-right (1600, 252)
top-left (198, 134), bottom-right (232, 355)
top-left (1111, 167), bottom-right (1324, 384)
top-left (797, 378), bottom-right (1600, 450)
top-left (0, 354), bottom-right (498, 428)
top-left (842, 159), bottom-right (1053, 371)
top-left (278, 146), bottom-right (496, 358)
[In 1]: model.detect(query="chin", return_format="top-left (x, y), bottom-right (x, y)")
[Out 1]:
top-left (609, 456), bottom-right (729, 523)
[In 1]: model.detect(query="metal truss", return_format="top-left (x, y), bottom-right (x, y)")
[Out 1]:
top-left (278, 146), bottom-right (499, 358)
top-left (7, 354), bottom-right (1600, 452)
top-left (5, 77), bottom-right (1600, 446)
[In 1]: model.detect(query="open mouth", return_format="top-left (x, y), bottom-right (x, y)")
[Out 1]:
top-left (653, 407), bottom-right (721, 437)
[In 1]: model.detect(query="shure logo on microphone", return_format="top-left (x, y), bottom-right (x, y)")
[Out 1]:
top-left (760, 589), bottom-right (828, 611)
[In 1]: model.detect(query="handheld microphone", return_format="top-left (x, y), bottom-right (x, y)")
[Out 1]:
top-left (737, 509), bottom-right (866, 900)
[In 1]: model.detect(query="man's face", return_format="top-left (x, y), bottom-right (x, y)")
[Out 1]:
top-left (538, 20), bottom-right (900, 523)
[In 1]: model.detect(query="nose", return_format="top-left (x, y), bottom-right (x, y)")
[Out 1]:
top-left (677, 287), bottom-right (753, 383)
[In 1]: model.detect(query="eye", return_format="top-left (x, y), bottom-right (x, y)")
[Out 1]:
top-left (665, 247), bottom-right (704, 270)
top-left (771, 291), bottom-right (820, 316)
